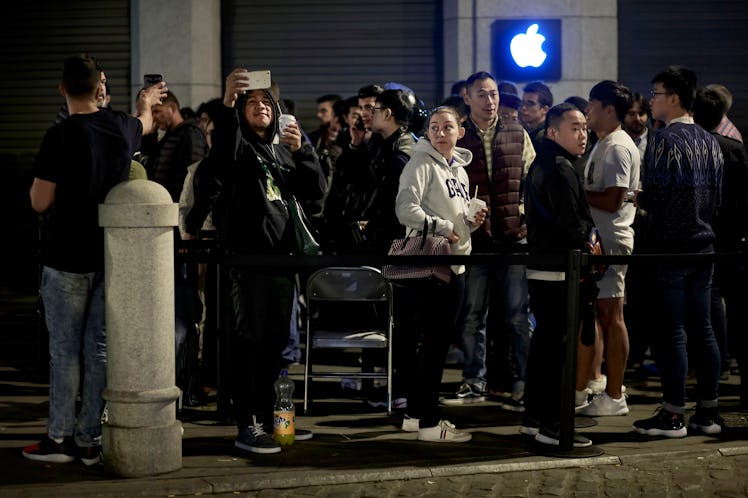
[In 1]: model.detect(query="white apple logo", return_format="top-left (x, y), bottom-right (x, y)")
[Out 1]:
top-left (510, 24), bottom-right (547, 68)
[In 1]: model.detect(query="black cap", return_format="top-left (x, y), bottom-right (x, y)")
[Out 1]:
top-left (500, 92), bottom-right (521, 110)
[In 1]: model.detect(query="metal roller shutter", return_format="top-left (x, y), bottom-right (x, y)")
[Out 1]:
top-left (1, 1), bottom-right (131, 155)
top-left (0, 1), bottom-right (130, 291)
top-left (222, 0), bottom-right (443, 132)
top-left (618, 0), bottom-right (748, 134)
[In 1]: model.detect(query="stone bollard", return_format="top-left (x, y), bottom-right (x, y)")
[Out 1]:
top-left (98, 179), bottom-right (182, 477)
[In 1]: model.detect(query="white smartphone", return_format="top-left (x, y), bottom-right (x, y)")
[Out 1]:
top-left (244, 70), bottom-right (271, 90)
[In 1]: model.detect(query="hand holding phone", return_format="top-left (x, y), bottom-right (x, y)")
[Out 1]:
top-left (144, 73), bottom-right (163, 88)
top-left (235, 70), bottom-right (271, 92)
top-left (224, 69), bottom-right (272, 108)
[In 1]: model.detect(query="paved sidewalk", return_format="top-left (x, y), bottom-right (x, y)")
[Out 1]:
top-left (2, 361), bottom-right (747, 497)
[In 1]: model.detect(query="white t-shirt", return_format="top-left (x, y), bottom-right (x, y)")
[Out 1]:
top-left (583, 129), bottom-right (641, 252)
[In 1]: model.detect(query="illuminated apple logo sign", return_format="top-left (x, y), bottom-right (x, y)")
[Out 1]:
top-left (491, 19), bottom-right (560, 80)
top-left (510, 24), bottom-right (547, 68)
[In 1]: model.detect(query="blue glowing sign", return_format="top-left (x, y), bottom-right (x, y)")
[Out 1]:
top-left (491, 19), bottom-right (561, 81)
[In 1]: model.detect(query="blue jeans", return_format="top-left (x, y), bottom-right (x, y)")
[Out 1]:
top-left (40, 266), bottom-right (106, 447)
top-left (653, 259), bottom-right (720, 413)
top-left (460, 264), bottom-right (529, 392)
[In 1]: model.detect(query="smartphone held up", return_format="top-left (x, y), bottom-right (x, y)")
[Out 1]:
top-left (143, 73), bottom-right (163, 88)
top-left (237, 70), bottom-right (272, 91)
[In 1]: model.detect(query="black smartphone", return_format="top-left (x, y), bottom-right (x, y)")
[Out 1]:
top-left (354, 117), bottom-right (365, 131)
top-left (143, 73), bottom-right (163, 88)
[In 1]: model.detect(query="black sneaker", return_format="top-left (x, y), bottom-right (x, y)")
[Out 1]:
top-left (440, 383), bottom-right (485, 405)
top-left (689, 407), bottom-right (724, 435)
top-left (235, 416), bottom-right (281, 454)
top-left (500, 395), bottom-right (525, 413)
top-left (78, 444), bottom-right (102, 466)
top-left (633, 407), bottom-right (687, 438)
top-left (22, 436), bottom-right (76, 463)
top-left (535, 424), bottom-right (592, 448)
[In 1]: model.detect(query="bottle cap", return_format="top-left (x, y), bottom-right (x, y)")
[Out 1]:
top-left (280, 369), bottom-right (288, 376)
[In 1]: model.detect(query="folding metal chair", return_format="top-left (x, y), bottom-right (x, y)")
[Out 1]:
top-left (303, 266), bottom-right (393, 414)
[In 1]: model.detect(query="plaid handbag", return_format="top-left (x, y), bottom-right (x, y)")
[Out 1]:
top-left (382, 218), bottom-right (452, 283)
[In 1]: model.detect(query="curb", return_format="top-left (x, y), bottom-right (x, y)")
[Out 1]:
top-left (4, 446), bottom-right (747, 497)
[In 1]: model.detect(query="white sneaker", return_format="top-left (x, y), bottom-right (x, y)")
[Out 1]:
top-left (393, 397), bottom-right (408, 410)
top-left (575, 388), bottom-right (591, 412)
top-left (417, 420), bottom-right (472, 443)
top-left (587, 375), bottom-right (607, 395)
top-left (401, 415), bottom-right (419, 432)
top-left (579, 392), bottom-right (629, 416)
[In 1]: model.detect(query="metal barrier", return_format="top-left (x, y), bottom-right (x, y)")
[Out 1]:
top-left (176, 239), bottom-right (747, 452)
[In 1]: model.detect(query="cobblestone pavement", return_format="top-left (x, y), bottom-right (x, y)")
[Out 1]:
top-left (212, 450), bottom-right (748, 497)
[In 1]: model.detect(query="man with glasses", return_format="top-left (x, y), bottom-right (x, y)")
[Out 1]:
top-left (521, 81), bottom-right (554, 149)
top-left (323, 84), bottom-right (384, 251)
top-left (632, 65), bottom-right (724, 438)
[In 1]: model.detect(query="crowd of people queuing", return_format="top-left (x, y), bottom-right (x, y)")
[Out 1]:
top-left (23, 53), bottom-right (748, 463)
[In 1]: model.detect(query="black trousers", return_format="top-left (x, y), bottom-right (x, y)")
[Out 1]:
top-left (229, 267), bottom-right (294, 429)
top-left (524, 279), bottom-right (570, 428)
top-left (396, 272), bottom-right (465, 428)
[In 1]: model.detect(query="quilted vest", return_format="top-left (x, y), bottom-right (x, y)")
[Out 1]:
top-left (458, 118), bottom-right (525, 251)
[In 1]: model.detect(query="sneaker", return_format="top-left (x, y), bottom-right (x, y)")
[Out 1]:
top-left (535, 425), bottom-right (592, 448)
top-left (401, 414), bottom-right (420, 432)
top-left (366, 397), bottom-right (389, 409)
top-left (22, 436), bottom-right (76, 463)
top-left (689, 408), bottom-right (723, 435)
top-left (633, 408), bottom-right (687, 438)
top-left (365, 388), bottom-right (389, 409)
top-left (417, 420), bottom-right (472, 443)
top-left (500, 395), bottom-right (525, 413)
top-left (486, 386), bottom-right (512, 399)
top-left (393, 397), bottom-right (408, 410)
top-left (578, 392), bottom-right (629, 416)
top-left (519, 417), bottom-right (540, 436)
top-left (295, 428), bottom-right (314, 441)
top-left (575, 389), bottom-right (591, 412)
top-left (440, 383), bottom-right (485, 405)
top-left (78, 444), bottom-right (102, 466)
top-left (235, 416), bottom-right (282, 454)
top-left (587, 375), bottom-right (607, 395)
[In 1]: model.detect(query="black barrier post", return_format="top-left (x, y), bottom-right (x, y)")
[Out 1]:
top-left (216, 263), bottom-right (232, 420)
top-left (560, 249), bottom-right (581, 450)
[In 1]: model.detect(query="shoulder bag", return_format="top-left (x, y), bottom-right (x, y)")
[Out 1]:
top-left (382, 218), bottom-right (451, 283)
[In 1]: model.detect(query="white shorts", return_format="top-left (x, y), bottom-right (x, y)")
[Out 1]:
top-left (597, 264), bottom-right (627, 299)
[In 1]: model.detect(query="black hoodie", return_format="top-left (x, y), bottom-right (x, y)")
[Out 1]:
top-left (210, 90), bottom-right (326, 255)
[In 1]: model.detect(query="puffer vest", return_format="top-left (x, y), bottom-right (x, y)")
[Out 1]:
top-left (459, 118), bottom-right (525, 251)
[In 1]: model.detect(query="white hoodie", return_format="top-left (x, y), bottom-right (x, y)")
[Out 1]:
top-left (395, 138), bottom-right (475, 275)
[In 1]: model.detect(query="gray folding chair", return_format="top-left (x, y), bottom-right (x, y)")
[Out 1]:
top-left (303, 266), bottom-right (394, 414)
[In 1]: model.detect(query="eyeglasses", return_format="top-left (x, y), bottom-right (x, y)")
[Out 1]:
top-left (650, 91), bottom-right (670, 98)
top-left (362, 104), bottom-right (376, 112)
top-left (521, 100), bottom-right (539, 108)
top-left (372, 107), bottom-right (386, 113)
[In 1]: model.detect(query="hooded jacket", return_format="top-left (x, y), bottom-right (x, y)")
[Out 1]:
top-left (210, 90), bottom-right (326, 255)
top-left (395, 139), bottom-right (476, 275)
